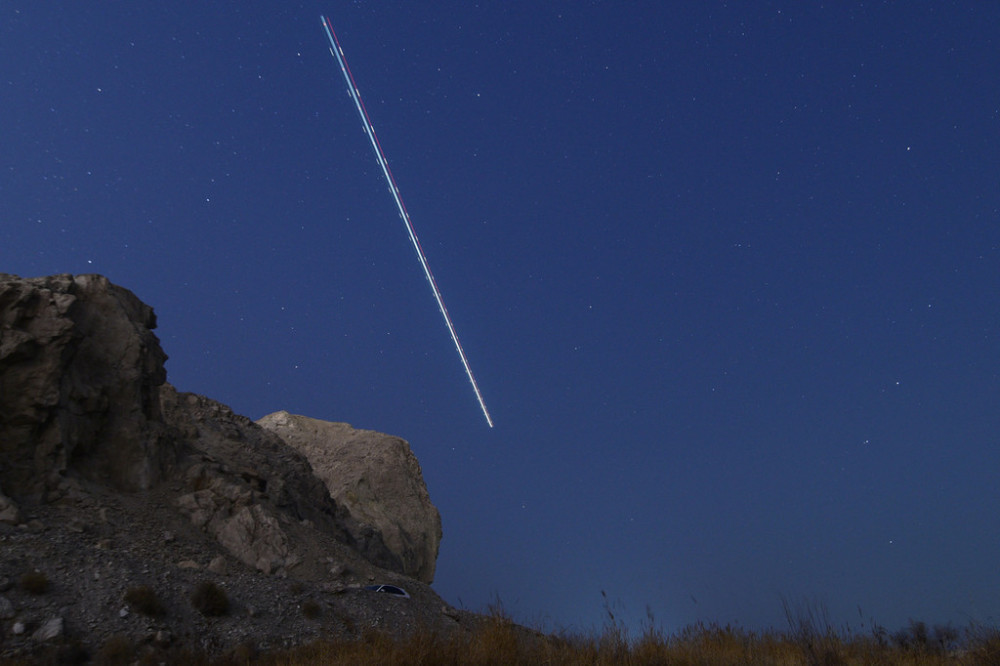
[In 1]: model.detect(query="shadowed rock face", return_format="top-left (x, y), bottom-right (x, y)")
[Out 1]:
top-left (257, 411), bottom-right (443, 584)
top-left (0, 273), bottom-right (176, 497)
top-left (159, 385), bottom-right (403, 577)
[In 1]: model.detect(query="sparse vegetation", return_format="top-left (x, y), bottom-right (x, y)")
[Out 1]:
top-left (19, 570), bottom-right (49, 595)
top-left (3, 596), bottom-right (1000, 665)
top-left (890, 619), bottom-right (961, 655)
top-left (124, 584), bottom-right (166, 617)
top-left (301, 599), bottom-right (322, 620)
top-left (190, 581), bottom-right (229, 617)
top-left (95, 633), bottom-right (135, 666)
top-left (238, 606), bottom-right (1000, 666)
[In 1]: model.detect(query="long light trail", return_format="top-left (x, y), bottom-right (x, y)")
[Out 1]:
top-left (320, 16), bottom-right (493, 428)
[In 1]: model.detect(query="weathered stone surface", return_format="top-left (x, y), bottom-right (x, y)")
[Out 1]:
top-left (175, 475), bottom-right (299, 575)
top-left (31, 617), bottom-right (63, 641)
top-left (161, 386), bottom-right (400, 576)
top-left (0, 483), bottom-right (19, 525)
top-left (208, 555), bottom-right (228, 575)
top-left (0, 273), bottom-right (177, 496)
top-left (257, 411), bottom-right (443, 583)
top-left (0, 595), bottom-right (13, 620)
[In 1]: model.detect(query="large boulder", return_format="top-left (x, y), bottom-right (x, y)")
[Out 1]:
top-left (0, 273), bottom-right (176, 497)
top-left (160, 386), bottom-right (402, 577)
top-left (257, 411), bottom-right (443, 584)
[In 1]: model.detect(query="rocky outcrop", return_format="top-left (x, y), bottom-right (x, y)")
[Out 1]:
top-left (0, 273), bottom-right (456, 660)
top-left (0, 272), bottom-right (436, 580)
top-left (0, 273), bottom-right (177, 497)
top-left (160, 385), bottom-right (402, 577)
top-left (257, 411), bottom-right (443, 584)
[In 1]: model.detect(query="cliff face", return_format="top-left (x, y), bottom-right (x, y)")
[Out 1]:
top-left (0, 273), bottom-right (176, 498)
top-left (258, 412), bottom-right (443, 584)
top-left (0, 273), bottom-right (457, 659)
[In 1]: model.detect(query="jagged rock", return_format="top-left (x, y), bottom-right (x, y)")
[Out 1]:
top-left (208, 555), bottom-right (228, 575)
top-left (0, 273), bottom-right (178, 497)
top-left (32, 617), bottom-right (63, 641)
top-left (162, 386), bottom-right (401, 577)
top-left (0, 483), bottom-right (19, 525)
top-left (216, 502), bottom-right (296, 575)
top-left (0, 595), bottom-right (13, 619)
top-left (257, 412), bottom-right (443, 583)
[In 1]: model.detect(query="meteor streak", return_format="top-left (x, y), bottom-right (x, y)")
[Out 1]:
top-left (320, 15), bottom-right (493, 428)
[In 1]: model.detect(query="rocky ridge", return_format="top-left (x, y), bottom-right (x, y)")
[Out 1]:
top-left (0, 274), bottom-right (475, 662)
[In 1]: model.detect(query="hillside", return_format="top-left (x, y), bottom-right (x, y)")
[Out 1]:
top-left (0, 273), bottom-right (478, 662)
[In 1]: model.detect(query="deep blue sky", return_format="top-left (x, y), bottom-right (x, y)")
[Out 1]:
top-left (4, 2), bottom-right (1000, 634)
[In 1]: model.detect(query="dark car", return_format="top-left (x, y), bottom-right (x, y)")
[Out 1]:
top-left (364, 584), bottom-right (410, 599)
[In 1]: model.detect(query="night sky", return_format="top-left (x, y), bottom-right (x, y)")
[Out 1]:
top-left (4, 2), bottom-right (1000, 634)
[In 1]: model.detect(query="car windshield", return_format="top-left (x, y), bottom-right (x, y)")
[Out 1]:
top-left (366, 585), bottom-right (408, 597)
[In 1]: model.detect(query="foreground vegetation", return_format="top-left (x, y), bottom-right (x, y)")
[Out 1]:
top-left (252, 613), bottom-right (1000, 666)
top-left (7, 601), bottom-right (1000, 665)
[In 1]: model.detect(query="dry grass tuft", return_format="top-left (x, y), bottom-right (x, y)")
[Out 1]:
top-left (19, 570), bottom-right (50, 595)
top-left (95, 633), bottom-right (135, 666)
top-left (125, 584), bottom-right (166, 617)
top-left (190, 581), bottom-right (229, 617)
top-left (301, 599), bottom-right (322, 620)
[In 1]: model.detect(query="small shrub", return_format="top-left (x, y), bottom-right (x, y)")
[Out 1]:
top-left (45, 638), bottom-right (90, 665)
top-left (970, 628), bottom-right (1000, 663)
top-left (190, 580), bottom-right (229, 617)
top-left (932, 623), bottom-right (959, 652)
top-left (20, 570), bottom-right (50, 595)
top-left (302, 599), bottom-right (322, 620)
top-left (227, 642), bottom-right (257, 663)
top-left (124, 585), bottom-right (165, 617)
top-left (901, 620), bottom-right (929, 651)
top-left (96, 633), bottom-right (135, 666)
top-left (334, 609), bottom-right (357, 635)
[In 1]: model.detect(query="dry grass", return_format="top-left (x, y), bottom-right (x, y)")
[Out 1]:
top-left (301, 599), bottom-right (323, 620)
top-left (18, 570), bottom-right (49, 595)
top-left (190, 580), bottom-right (229, 617)
top-left (125, 584), bottom-right (166, 617)
top-left (4, 593), bottom-right (999, 665)
top-left (246, 605), bottom-right (1000, 666)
